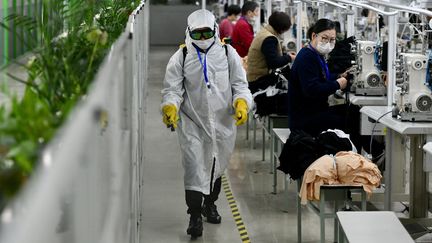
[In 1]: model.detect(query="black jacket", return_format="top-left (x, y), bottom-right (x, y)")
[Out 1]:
top-left (327, 36), bottom-right (356, 74)
top-left (278, 129), bottom-right (354, 180)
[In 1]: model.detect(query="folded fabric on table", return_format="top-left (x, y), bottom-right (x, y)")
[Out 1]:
top-left (335, 151), bottom-right (382, 195)
top-left (299, 155), bottom-right (339, 205)
top-left (299, 151), bottom-right (382, 205)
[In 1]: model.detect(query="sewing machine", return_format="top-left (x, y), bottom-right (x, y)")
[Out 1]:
top-left (350, 40), bottom-right (386, 96)
top-left (393, 53), bottom-right (432, 121)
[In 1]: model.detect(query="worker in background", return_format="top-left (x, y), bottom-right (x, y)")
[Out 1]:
top-left (287, 19), bottom-right (363, 148)
top-left (219, 5), bottom-right (241, 40)
top-left (161, 9), bottom-right (252, 239)
top-left (231, 1), bottom-right (259, 57)
top-left (247, 11), bottom-right (296, 92)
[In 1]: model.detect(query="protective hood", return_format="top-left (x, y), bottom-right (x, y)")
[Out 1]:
top-left (187, 9), bottom-right (215, 31)
top-left (185, 9), bottom-right (220, 51)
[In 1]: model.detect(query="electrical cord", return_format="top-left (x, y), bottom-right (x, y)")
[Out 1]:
top-left (369, 110), bottom-right (393, 161)
top-left (343, 74), bottom-right (354, 133)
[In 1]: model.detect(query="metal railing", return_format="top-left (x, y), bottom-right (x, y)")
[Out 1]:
top-left (0, 1), bottom-right (148, 243)
top-left (1, 0), bottom-right (41, 67)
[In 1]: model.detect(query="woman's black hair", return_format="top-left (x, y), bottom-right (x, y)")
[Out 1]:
top-left (307, 18), bottom-right (335, 39)
top-left (334, 21), bottom-right (341, 33)
top-left (241, 1), bottom-right (259, 15)
top-left (361, 8), bottom-right (369, 17)
top-left (227, 5), bottom-right (241, 16)
top-left (268, 11), bottom-right (291, 34)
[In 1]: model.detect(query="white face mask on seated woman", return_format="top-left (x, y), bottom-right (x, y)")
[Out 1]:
top-left (313, 31), bottom-right (336, 55)
top-left (316, 41), bottom-right (335, 55)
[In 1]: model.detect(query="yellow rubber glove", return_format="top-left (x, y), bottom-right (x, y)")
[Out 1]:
top-left (233, 98), bottom-right (248, 126)
top-left (162, 104), bottom-right (178, 129)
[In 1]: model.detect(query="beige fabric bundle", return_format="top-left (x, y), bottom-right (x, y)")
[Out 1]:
top-left (300, 151), bottom-right (382, 205)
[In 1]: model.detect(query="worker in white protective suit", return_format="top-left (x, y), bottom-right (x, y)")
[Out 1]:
top-left (161, 9), bottom-right (252, 239)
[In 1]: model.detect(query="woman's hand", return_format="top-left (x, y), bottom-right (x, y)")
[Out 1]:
top-left (340, 71), bottom-right (348, 78)
top-left (288, 52), bottom-right (296, 62)
top-left (382, 72), bottom-right (388, 86)
top-left (340, 66), bottom-right (355, 78)
top-left (336, 77), bottom-right (348, 90)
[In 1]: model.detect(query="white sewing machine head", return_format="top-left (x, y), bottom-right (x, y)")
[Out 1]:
top-left (394, 53), bottom-right (432, 121)
top-left (351, 40), bottom-right (385, 96)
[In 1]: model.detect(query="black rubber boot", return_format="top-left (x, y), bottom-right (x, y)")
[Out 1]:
top-left (203, 177), bottom-right (222, 224)
top-left (202, 204), bottom-right (221, 224)
top-left (186, 215), bottom-right (203, 238)
top-left (185, 190), bottom-right (203, 238)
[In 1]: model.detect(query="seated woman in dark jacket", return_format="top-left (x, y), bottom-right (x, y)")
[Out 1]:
top-left (247, 11), bottom-right (296, 93)
top-left (287, 19), bottom-right (361, 144)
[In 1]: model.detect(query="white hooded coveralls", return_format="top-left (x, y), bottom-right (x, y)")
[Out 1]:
top-left (161, 10), bottom-right (252, 195)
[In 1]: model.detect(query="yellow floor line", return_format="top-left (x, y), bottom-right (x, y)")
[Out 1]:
top-left (221, 174), bottom-right (251, 243)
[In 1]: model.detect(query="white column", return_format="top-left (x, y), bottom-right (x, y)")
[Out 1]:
top-left (255, 2), bottom-right (261, 33)
top-left (280, 0), bottom-right (286, 13)
top-left (295, 1), bottom-right (302, 53)
top-left (202, 0), bottom-right (206, 9)
top-left (219, 0), bottom-right (224, 17)
top-left (387, 13), bottom-right (398, 106)
top-left (318, 3), bottom-right (325, 19)
top-left (347, 6), bottom-right (355, 37)
top-left (266, 0), bottom-right (272, 23)
top-left (339, 9), bottom-right (345, 33)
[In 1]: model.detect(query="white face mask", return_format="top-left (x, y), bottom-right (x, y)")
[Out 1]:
top-left (232, 16), bottom-right (240, 25)
top-left (193, 38), bottom-right (215, 50)
top-left (316, 41), bottom-right (335, 55)
top-left (248, 16), bottom-right (256, 24)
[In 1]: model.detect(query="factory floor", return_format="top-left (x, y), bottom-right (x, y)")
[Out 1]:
top-left (1, 45), bottom-right (427, 243)
top-left (141, 45), bottom-right (361, 243)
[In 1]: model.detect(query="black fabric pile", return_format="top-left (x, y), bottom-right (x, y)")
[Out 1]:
top-left (327, 36), bottom-right (357, 74)
top-left (254, 92), bottom-right (288, 116)
top-left (277, 129), bottom-right (354, 180)
top-left (248, 73), bottom-right (279, 94)
top-left (249, 66), bottom-right (290, 117)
